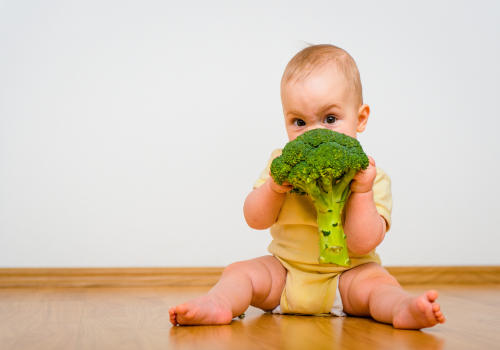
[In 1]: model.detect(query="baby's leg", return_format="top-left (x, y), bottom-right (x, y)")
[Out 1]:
top-left (169, 255), bottom-right (286, 326)
top-left (339, 263), bottom-right (445, 329)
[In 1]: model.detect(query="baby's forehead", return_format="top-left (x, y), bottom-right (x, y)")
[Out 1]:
top-left (285, 58), bottom-right (340, 79)
top-left (282, 63), bottom-right (348, 89)
top-left (281, 65), bottom-right (358, 105)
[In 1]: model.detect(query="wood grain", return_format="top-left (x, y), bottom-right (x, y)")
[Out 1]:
top-left (385, 266), bottom-right (500, 285)
top-left (0, 266), bottom-right (499, 288)
top-left (1, 285), bottom-right (499, 350)
top-left (0, 268), bottom-right (225, 288)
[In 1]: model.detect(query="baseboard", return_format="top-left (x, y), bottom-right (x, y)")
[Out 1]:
top-left (385, 266), bottom-right (500, 285)
top-left (0, 268), bottom-right (224, 288)
top-left (0, 266), bottom-right (499, 288)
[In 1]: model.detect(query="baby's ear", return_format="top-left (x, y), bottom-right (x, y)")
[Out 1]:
top-left (357, 104), bottom-right (370, 133)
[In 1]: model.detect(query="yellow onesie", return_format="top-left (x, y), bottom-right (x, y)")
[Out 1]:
top-left (253, 149), bottom-right (393, 316)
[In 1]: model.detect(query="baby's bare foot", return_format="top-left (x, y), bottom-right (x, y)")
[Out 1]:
top-left (169, 294), bottom-right (234, 326)
top-left (393, 290), bottom-right (446, 329)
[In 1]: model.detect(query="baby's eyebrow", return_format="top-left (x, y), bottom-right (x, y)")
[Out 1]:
top-left (319, 103), bottom-right (342, 112)
top-left (285, 111), bottom-right (307, 119)
top-left (286, 105), bottom-right (341, 119)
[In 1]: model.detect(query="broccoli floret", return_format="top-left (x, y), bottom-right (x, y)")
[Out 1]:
top-left (270, 129), bottom-right (369, 267)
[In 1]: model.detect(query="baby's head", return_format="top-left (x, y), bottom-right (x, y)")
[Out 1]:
top-left (281, 44), bottom-right (369, 141)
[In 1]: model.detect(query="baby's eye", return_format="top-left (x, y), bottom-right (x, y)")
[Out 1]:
top-left (293, 119), bottom-right (306, 127)
top-left (323, 115), bottom-right (337, 125)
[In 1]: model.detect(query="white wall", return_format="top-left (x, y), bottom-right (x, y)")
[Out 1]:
top-left (1, 1), bottom-right (499, 267)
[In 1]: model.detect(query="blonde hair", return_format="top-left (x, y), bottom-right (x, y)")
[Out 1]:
top-left (281, 44), bottom-right (363, 106)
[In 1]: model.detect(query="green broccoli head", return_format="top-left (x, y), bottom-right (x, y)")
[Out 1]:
top-left (270, 128), bottom-right (369, 196)
top-left (270, 128), bottom-right (369, 266)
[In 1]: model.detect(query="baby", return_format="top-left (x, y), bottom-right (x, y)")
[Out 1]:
top-left (169, 44), bottom-right (446, 329)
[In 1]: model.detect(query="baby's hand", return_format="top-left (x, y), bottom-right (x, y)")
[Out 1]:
top-left (268, 171), bottom-right (293, 194)
top-left (350, 156), bottom-right (377, 193)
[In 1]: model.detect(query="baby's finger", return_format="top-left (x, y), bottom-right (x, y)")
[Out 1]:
top-left (352, 171), bottom-right (363, 180)
top-left (278, 184), bottom-right (294, 191)
top-left (271, 183), bottom-right (293, 194)
top-left (354, 165), bottom-right (368, 175)
top-left (367, 156), bottom-right (375, 167)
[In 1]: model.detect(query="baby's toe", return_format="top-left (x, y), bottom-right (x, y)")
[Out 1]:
top-left (169, 306), bottom-right (179, 325)
top-left (416, 296), bottom-right (431, 314)
top-left (426, 290), bottom-right (439, 302)
top-left (176, 303), bottom-right (190, 315)
top-left (432, 303), bottom-right (440, 312)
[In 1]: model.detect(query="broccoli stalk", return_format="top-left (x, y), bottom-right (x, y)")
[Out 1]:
top-left (310, 168), bottom-right (355, 266)
top-left (270, 129), bottom-right (369, 267)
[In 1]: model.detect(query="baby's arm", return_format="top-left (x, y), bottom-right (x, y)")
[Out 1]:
top-left (344, 156), bottom-right (387, 255)
top-left (243, 177), bottom-right (292, 230)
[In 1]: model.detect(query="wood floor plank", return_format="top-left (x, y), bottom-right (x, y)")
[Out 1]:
top-left (125, 305), bottom-right (171, 330)
top-left (0, 309), bottom-right (44, 339)
top-left (0, 323), bottom-right (80, 350)
top-left (76, 317), bottom-right (140, 350)
top-left (82, 303), bottom-right (128, 319)
top-left (1, 285), bottom-right (500, 350)
top-left (134, 330), bottom-right (172, 350)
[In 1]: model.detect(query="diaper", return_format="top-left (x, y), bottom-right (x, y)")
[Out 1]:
top-left (271, 256), bottom-right (347, 316)
top-left (272, 276), bottom-right (346, 316)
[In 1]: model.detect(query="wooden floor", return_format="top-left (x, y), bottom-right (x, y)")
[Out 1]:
top-left (0, 285), bottom-right (499, 350)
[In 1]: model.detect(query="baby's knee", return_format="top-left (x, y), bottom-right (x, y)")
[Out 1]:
top-left (222, 260), bottom-right (264, 280)
top-left (346, 269), bottom-right (400, 307)
top-left (222, 261), bottom-right (250, 275)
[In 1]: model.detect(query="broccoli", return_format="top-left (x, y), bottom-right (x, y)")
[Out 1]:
top-left (270, 128), bottom-right (369, 267)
